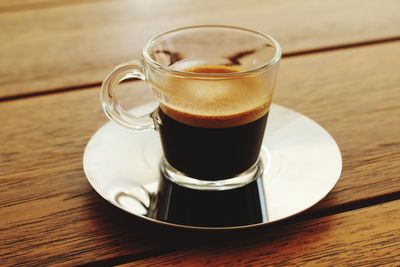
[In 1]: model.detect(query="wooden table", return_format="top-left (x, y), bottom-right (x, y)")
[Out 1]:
top-left (1, 0), bottom-right (400, 265)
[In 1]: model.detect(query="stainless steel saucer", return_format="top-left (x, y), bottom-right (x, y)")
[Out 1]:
top-left (83, 102), bottom-right (342, 230)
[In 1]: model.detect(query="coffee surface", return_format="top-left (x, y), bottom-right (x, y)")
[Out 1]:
top-left (159, 65), bottom-right (271, 128)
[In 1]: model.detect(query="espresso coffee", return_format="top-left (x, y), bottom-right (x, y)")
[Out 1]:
top-left (157, 65), bottom-right (270, 180)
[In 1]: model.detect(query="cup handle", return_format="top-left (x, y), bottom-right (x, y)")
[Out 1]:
top-left (101, 60), bottom-right (156, 130)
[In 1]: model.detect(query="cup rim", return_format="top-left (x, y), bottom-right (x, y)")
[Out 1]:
top-left (142, 25), bottom-right (281, 77)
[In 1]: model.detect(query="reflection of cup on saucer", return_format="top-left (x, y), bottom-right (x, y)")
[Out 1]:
top-left (152, 176), bottom-right (268, 227)
top-left (101, 25), bottom-right (281, 191)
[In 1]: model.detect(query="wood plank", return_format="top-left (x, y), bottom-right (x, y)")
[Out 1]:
top-left (126, 200), bottom-right (400, 266)
top-left (0, 84), bottom-right (156, 266)
top-left (1, 42), bottom-right (400, 265)
top-left (1, 0), bottom-right (400, 98)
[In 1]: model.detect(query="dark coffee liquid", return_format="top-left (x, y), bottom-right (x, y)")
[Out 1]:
top-left (158, 108), bottom-right (268, 179)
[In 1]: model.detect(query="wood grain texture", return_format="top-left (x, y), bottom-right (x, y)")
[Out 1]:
top-left (1, 42), bottom-right (400, 265)
top-left (123, 200), bottom-right (400, 266)
top-left (0, 84), bottom-right (156, 266)
top-left (0, 0), bottom-right (106, 12)
top-left (1, 0), bottom-right (400, 98)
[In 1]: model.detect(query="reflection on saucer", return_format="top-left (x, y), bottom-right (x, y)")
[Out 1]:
top-left (112, 182), bottom-right (158, 216)
top-left (115, 191), bottom-right (148, 215)
top-left (150, 176), bottom-right (268, 227)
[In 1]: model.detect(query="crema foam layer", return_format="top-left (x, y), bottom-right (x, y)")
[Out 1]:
top-left (158, 65), bottom-right (272, 128)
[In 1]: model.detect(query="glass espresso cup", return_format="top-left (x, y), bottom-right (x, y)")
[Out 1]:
top-left (101, 25), bottom-right (281, 190)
